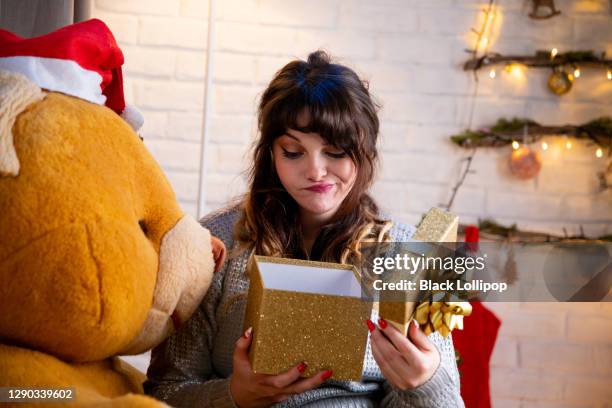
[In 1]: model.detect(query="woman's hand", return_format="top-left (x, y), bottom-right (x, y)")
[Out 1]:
top-left (367, 318), bottom-right (440, 391)
top-left (229, 327), bottom-right (333, 408)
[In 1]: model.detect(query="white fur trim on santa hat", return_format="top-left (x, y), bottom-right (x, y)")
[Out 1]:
top-left (0, 70), bottom-right (44, 177)
top-left (120, 104), bottom-right (144, 132)
top-left (0, 56), bottom-right (105, 106)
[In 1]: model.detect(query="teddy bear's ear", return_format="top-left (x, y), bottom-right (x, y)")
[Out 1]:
top-left (0, 70), bottom-right (44, 177)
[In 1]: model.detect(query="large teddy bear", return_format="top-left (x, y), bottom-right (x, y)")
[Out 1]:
top-left (0, 20), bottom-right (224, 407)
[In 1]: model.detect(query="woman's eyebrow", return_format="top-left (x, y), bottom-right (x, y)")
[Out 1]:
top-left (282, 132), bottom-right (301, 142)
top-left (283, 130), bottom-right (330, 146)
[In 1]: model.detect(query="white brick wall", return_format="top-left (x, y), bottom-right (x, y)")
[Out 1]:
top-left (94, 0), bottom-right (612, 405)
top-left (487, 302), bottom-right (612, 407)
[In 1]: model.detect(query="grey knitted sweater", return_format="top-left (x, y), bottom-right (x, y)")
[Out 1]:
top-left (144, 205), bottom-right (465, 408)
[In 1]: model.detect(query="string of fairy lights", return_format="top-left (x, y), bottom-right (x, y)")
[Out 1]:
top-left (509, 133), bottom-right (605, 159)
top-left (482, 48), bottom-right (612, 84)
top-left (445, 1), bottom-right (611, 210)
top-left (465, 4), bottom-right (612, 87)
top-left (464, 3), bottom-right (610, 160)
top-left (517, 139), bottom-right (604, 157)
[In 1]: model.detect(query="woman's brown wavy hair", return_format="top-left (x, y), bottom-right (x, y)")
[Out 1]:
top-left (234, 50), bottom-right (392, 266)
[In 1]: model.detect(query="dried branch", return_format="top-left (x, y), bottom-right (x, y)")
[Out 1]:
top-left (450, 117), bottom-right (612, 149)
top-left (464, 50), bottom-right (612, 71)
top-left (458, 220), bottom-right (612, 243)
top-left (442, 149), bottom-right (476, 211)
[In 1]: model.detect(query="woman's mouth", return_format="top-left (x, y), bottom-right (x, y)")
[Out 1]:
top-left (305, 183), bottom-right (333, 193)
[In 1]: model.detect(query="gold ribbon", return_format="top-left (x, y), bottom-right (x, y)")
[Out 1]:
top-left (414, 301), bottom-right (472, 337)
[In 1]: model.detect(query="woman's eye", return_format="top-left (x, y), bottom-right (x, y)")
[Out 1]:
top-left (326, 151), bottom-right (347, 159)
top-left (281, 148), bottom-right (303, 159)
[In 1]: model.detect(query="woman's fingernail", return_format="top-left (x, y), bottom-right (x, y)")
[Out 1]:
top-left (297, 362), bottom-right (307, 373)
top-left (412, 319), bottom-right (419, 329)
top-left (365, 319), bottom-right (376, 332)
top-left (321, 370), bottom-right (333, 380)
top-left (243, 327), bottom-right (253, 338)
top-left (378, 317), bottom-right (388, 329)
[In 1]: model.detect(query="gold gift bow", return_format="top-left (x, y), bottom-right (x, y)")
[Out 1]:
top-left (414, 301), bottom-right (472, 337)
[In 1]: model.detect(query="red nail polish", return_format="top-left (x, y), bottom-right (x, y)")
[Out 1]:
top-left (321, 370), bottom-right (333, 380)
top-left (378, 317), bottom-right (388, 329)
top-left (297, 362), bottom-right (306, 373)
top-left (365, 319), bottom-right (376, 332)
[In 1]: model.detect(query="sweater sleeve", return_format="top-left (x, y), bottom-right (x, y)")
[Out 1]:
top-left (143, 208), bottom-right (239, 408)
top-left (380, 332), bottom-right (465, 408)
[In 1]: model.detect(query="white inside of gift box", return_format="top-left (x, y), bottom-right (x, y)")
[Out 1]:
top-left (257, 261), bottom-right (362, 297)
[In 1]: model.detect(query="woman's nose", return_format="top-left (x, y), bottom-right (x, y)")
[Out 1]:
top-left (305, 154), bottom-right (327, 180)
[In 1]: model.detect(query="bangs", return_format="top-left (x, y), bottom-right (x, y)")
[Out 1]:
top-left (267, 73), bottom-right (360, 153)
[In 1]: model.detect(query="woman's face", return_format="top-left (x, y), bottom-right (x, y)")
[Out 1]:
top-left (272, 128), bottom-right (357, 222)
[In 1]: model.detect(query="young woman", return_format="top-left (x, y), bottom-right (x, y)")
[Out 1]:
top-left (144, 51), bottom-right (464, 408)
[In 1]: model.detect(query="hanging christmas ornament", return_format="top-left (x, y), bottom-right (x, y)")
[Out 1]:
top-left (503, 243), bottom-right (518, 285)
top-left (547, 68), bottom-right (573, 95)
top-left (509, 146), bottom-right (542, 179)
top-left (529, 0), bottom-right (561, 19)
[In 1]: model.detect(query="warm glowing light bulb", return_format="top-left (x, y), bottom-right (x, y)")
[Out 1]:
top-left (607, 69), bottom-right (612, 80)
top-left (551, 48), bottom-right (558, 58)
top-left (541, 141), bottom-right (548, 151)
top-left (510, 64), bottom-right (523, 77)
top-left (489, 68), bottom-right (496, 79)
top-left (596, 148), bottom-right (603, 158)
top-left (573, 68), bottom-right (580, 78)
top-left (565, 140), bottom-right (572, 149)
top-left (512, 141), bottom-right (520, 150)
top-left (480, 37), bottom-right (488, 47)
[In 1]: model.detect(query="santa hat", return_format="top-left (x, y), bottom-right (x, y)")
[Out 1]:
top-left (0, 19), bottom-right (143, 131)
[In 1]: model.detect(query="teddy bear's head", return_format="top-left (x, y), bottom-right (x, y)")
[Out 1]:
top-left (0, 70), bottom-right (216, 362)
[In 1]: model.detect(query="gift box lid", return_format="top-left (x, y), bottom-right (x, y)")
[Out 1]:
top-left (380, 207), bottom-right (459, 335)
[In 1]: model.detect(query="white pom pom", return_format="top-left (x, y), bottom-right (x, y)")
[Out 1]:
top-left (120, 104), bottom-right (144, 132)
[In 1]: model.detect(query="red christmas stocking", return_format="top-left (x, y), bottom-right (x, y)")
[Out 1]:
top-left (452, 300), bottom-right (501, 408)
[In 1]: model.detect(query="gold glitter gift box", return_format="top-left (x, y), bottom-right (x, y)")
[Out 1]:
top-left (243, 255), bottom-right (372, 381)
top-left (379, 207), bottom-right (459, 336)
